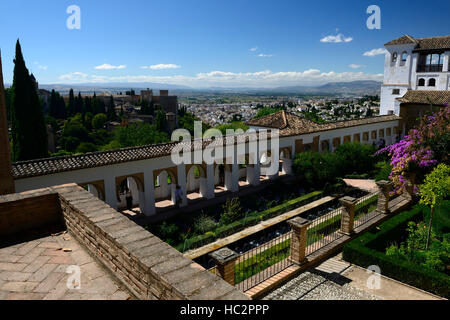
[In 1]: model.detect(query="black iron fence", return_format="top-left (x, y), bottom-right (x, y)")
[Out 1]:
top-left (306, 207), bottom-right (344, 256)
top-left (235, 231), bottom-right (293, 292)
top-left (354, 192), bottom-right (380, 228)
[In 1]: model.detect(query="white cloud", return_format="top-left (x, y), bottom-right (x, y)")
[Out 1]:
top-left (141, 64), bottom-right (181, 70)
top-left (59, 72), bottom-right (89, 81)
top-left (320, 33), bottom-right (353, 43)
top-left (349, 64), bottom-right (363, 69)
top-left (250, 47), bottom-right (258, 52)
top-left (94, 63), bottom-right (126, 70)
top-left (33, 62), bottom-right (48, 70)
top-left (363, 48), bottom-right (387, 57)
top-left (56, 68), bottom-right (383, 87)
top-left (256, 53), bottom-right (273, 57)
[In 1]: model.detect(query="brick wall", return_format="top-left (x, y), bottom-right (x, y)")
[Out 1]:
top-left (0, 191), bottom-right (62, 238)
top-left (0, 183), bottom-right (248, 300)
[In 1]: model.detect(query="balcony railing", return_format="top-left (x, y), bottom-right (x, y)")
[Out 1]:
top-left (417, 64), bottom-right (443, 72)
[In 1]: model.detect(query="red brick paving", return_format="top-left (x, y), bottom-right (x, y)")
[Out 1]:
top-left (0, 232), bottom-right (132, 300)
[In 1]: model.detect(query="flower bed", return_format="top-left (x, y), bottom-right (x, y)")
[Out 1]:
top-left (342, 203), bottom-right (450, 298)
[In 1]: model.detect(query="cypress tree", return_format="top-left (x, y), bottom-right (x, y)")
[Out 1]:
top-left (75, 92), bottom-right (83, 114)
top-left (155, 110), bottom-right (168, 133)
top-left (68, 89), bottom-right (75, 116)
top-left (107, 95), bottom-right (116, 121)
top-left (10, 40), bottom-right (48, 161)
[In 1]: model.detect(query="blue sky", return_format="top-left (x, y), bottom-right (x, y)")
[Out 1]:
top-left (0, 0), bottom-right (449, 88)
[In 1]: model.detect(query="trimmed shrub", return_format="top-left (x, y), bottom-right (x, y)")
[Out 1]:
top-left (343, 204), bottom-right (450, 298)
top-left (185, 231), bottom-right (216, 250)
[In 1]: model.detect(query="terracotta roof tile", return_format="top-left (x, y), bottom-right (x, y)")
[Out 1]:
top-left (13, 112), bottom-right (401, 179)
top-left (247, 111), bottom-right (400, 136)
top-left (385, 34), bottom-right (450, 51)
top-left (397, 90), bottom-right (450, 106)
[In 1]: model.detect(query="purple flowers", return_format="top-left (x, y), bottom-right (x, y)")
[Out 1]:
top-left (376, 105), bottom-right (449, 195)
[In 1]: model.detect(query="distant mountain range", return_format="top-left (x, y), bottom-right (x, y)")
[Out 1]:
top-left (7, 80), bottom-right (382, 96)
top-left (266, 81), bottom-right (382, 95)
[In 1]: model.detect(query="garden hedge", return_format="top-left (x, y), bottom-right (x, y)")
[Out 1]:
top-left (342, 204), bottom-right (450, 298)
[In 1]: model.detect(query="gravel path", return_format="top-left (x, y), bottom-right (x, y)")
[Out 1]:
top-left (262, 270), bottom-right (381, 300)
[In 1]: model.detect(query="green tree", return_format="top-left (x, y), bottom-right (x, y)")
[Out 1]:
top-left (75, 142), bottom-right (97, 154)
top-left (92, 113), bottom-right (107, 130)
top-left (4, 87), bottom-right (12, 121)
top-left (49, 90), bottom-right (67, 119)
top-left (59, 114), bottom-right (90, 152)
top-left (214, 122), bottom-right (248, 135)
top-left (107, 95), bottom-right (117, 121)
top-left (418, 164), bottom-right (450, 250)
top-left (293, 151), bottom-right (340, 188)
top-left (178, 111), bottom-right (210, 135)
top-left (220, 197), bottom-right (243, 224)
top-left (155, 110), bottom-right (168, 132)
top-left (10, 40), bottom-right (48, 161)
top-left (68, 89), bottom-right (75, 116)
top-left (335, 142), bottom-right (377, 175)
top-left (110, 123), bottom-right (169, 149)
top-left (254, 107), bottom-right (283, 119)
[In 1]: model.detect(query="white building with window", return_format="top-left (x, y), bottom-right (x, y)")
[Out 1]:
top-left (380, 35), bottom-right (450, 116)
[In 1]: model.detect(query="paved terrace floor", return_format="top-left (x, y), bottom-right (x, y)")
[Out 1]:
top-left (0, 232), bottom-right (132, 300)
top-left (262, 254), bottom-right (444, 300)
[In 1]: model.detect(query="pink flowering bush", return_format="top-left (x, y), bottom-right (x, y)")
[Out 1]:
top-left (376, 104), bottom-right (450, 195)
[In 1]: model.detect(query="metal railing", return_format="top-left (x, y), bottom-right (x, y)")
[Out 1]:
top-left (305, 207), bottom-right (344, 256)
top-left (417, 64), bottom-right (443, 72)
top-left (235, 231), bottom-right (293, 292)
top-left (354, 192), bottom-right (380, 228)
top-left (210, 190), bottom-right (389, 292)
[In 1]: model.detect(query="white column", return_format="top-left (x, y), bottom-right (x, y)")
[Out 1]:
top-left (443, 53), bottom-right (449, 72)
top-left (177, 164), bottom-right (188, 207)
top-left (231, 162), bottom-right (239, 192)
top-left (104, 175), bottom-right (118, 210)
top-left (143, 170), bottom-right (156, 216)
top-left (282, 158), bottom-right (293, 175)
top-left (205, 164), bottom-right (215, 199)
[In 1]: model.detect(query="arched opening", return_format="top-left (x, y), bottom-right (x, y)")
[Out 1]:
top-left (400, 51), bottom-right (407, 66)
top-left (186, 165), bottom-right (207, 201)
top-left (321, 140), bottom-right (330, 152)
top-left (391, 52), bottom-right (398, 64)
top-left (214, 163), bottom-right (236, 194)
top-left (79, 182), bottom-right (105, 201)
top-left (279, 148), bottom-right (292, 175)
top-left (154, 170), bottom-right (177, 210)
top-left (428, 78), bottom-right (436, 87)
top-left (332, 137), bottom-right (341, 151)
top-left (116, 175), bottom-right (145, 216)
top-left (237, 155), bottom-right (251, 189)
top-left (418, 78), bottom-right (425, 86)
top-left (260, 151), bottom-right (272, 181)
